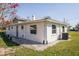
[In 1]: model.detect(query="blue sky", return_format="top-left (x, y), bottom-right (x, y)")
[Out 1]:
top-left (17, 3), bottom-right (79, 27)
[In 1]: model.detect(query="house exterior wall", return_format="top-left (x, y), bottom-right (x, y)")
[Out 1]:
top-left (6, 21), bottom-right (68, 44)
top-left (65, 26), bottom-right (68, 33)
top-left (46, 23), bottom-right (68, 43)
top-left (17, 22), bottom-right (45, 43)
top-left (46, 23), bottom-right (59, 43)
top-left (6, 27), bottom-right (10, 35)
top-left (6, 26), bottom-right (16, 37)
top-left (10, 26), bottom-right (16, 37)
top-left (18, 25), bottom-right (26, 39)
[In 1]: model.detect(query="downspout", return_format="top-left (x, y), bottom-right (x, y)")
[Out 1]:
top-left (16, 25), bottom-right (18, 38)
top-left (59, 24), bottom-right (62, 39)
top-left (43, 21), bottom-right (48, 44)
top-left (16, 19), bottom-right (18, 38)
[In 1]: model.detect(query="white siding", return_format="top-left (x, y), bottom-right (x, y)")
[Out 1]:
top-left (18, 22), bottom-right (45, 43)
top-left (10, 26), bottom-right (16, 36)
top-left (6, 21), bottom-right (68, 44)
top-left (46, 23), bottom-right (68, 43)
top-left (47, 23), bottom-right (59, 43)
top-left (6, 27), bottom-right (10, 35)
top-left (65, 26), bottom-right (68, 33)
top-left (18, 25), bottom-right (26, 39)
top-left (6, 26), bottom-right (16, 37)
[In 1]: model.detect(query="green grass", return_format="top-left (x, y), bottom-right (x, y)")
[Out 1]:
top-left (0, 32), bottom-right (19, 48)
top-left (15, 32), bottom-right (79, 56)
top-left (0, 31), bottom-right (79, 56)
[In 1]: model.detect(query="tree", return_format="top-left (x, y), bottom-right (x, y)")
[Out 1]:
top-left (75, 23), bottom-right (79, 31)
top-left (0, 3), bottom-right (19, 29)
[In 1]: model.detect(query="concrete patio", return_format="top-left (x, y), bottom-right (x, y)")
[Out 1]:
top-left (12, 38), bottom-right (60, 51)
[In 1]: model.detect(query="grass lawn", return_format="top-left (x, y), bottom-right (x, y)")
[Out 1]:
top-left (0, 32), bottom-right (19, 48)
top-left (15, 32), bottom-right (79, 56)
top-left (0, 31), bottom-right (79, 56)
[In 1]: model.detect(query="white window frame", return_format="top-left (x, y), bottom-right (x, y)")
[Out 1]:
top-left (52, 25), bottom-right (56, 34)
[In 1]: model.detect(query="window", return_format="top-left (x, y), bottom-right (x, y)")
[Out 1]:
top-left (21, 25), bottom-right (24, 30)
top-left (11, 26), bottom-right (13, 29)
top-left (30, 25), bottom-right (37, 34)
top-left (62, 26), bottom-right (65, 32)
top-left (52, 25), bottom-right (56, 33)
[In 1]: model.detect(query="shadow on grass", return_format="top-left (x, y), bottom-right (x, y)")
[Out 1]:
top-left (0, 32), bottom-right (20, 47)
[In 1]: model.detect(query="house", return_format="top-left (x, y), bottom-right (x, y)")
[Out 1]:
top-left (5, 16), bottom-right (68, 44)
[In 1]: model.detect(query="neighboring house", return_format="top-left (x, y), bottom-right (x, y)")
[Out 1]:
top-left (5, 16), bottom-right (68, 44)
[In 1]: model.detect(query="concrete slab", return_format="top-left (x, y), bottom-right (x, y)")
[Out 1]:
top-left (12, 38), bottom-right (69, 51)
top-left (21, 40), bottom-right (59, 51)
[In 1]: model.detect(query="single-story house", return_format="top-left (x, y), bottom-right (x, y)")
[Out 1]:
top-left (5, 16), bottom-right (68, 44)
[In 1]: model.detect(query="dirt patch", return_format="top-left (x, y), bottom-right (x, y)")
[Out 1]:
top-left (0, 47), bottom-right (16, 56)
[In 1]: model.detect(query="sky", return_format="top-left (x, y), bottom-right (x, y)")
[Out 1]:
top-left (17, 3), bottom-right (79, 27)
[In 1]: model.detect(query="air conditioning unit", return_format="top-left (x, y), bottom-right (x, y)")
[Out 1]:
top-left (62, 33), bottom-right (69, 40)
